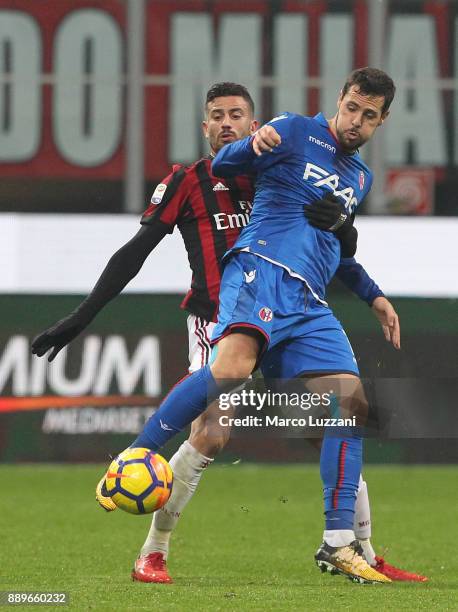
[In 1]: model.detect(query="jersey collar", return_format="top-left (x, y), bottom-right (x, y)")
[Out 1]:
top-left (314, 112), bottom-right (329, 129)
top-left (314, 112), bottom-right (339, 147)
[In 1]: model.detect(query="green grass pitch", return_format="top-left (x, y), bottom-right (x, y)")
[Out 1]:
top-left (1, 464), bottom-right (457, 611)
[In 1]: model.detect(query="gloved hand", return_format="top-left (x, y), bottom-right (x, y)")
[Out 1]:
top-left (304, 192), bottom-right (351, 232)
top-left (31, 313), bottom-right (87, 362)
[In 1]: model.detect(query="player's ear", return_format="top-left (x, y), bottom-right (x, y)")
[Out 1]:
top-left (202, 120), bottom-right (209, 139)
top-left (250, 119), bottom-right (259, 134)
top-left (378, 110), bottom-right (390, 126)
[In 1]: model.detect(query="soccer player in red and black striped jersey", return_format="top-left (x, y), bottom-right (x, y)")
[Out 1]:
top-left (141, 124), bottom-right (255, 328)
top-left (32, 82), bottom-right (426, 585)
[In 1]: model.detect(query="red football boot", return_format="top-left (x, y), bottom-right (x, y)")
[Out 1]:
top-left (373, 556), bottom-right (428, 582)
top-left (131, 553), bottom-right (173, 584)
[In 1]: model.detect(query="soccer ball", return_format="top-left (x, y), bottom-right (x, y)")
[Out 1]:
top-left (105, 447), bottom-right (173, 515)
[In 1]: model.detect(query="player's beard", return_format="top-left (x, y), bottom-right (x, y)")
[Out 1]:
top-left (337, 127), bottom-right (365, 152)
top-left (335, 111), bottom-right (365, 152)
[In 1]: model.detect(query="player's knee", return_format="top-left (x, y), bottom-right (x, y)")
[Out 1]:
top-left (354, 396), bottom-right (369, 425)
top-left (347, 387), bottom-right (369, 425)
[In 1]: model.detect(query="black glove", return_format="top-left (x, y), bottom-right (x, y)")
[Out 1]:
top-left (304, 192), bottom-right (357, 257)
top-left (304, 192), bottom-right (351, 232)
top-left (31, 313), bottom-right (87, 362)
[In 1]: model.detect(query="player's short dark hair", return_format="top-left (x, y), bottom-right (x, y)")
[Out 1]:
top-left (342, 67), bottom-right (395, 114)
top-left (205, 82), bottom-right (255, 115)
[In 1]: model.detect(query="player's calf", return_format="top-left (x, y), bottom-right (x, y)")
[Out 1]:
top-left (188, 401), bottom-right (233, 457)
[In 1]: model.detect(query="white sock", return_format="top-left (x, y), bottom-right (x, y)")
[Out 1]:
top-left (359, 539), bottom-right (376, 566)
top-left (354, 475), bottom-right (372, 539)
top-left (354, 475), bottom-right (376, 565)
top-left (140, 441), bottom-right (213, 559)
top-left (323, 529), bottom-right (355, 548)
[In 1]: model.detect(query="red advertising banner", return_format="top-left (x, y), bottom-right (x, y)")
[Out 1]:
top-left (386, 168), bottom-right (435, 215)
top-left (0, 0), bottom-right (455, 186)
top-left (0, 0), bottom-right (126, 178)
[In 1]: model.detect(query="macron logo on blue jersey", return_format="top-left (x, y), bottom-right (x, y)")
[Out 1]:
top-left (308, 135), bottom-right (336, 154)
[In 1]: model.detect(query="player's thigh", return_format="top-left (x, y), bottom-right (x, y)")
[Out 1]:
top-left (210, 332), bottom-right (262, 379)
top-left (261, 315), bottom-right (359, 380)
top-left (260, 320), bottom-right (367, 421)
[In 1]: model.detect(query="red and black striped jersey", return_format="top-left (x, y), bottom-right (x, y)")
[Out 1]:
top-left (141, 156), bottom-right (255, 322)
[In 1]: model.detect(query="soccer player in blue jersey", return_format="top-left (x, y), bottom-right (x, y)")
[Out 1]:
top-left (107, 67), bottom-right (396, 584)
top-left (124, 67), bottom-right (395, 584)
top-left (206, 67), bottom-right (397, 583)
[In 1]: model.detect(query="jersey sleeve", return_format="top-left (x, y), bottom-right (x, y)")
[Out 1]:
top-left (335, 256), bottom-right (385, 305)
top-left (211, 113), bottom-right (301, 177)
top-left (140, 165), bottom-right (189, 233)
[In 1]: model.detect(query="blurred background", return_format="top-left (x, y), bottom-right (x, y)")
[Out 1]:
top-left (0, 0), bottom-right (457, 464)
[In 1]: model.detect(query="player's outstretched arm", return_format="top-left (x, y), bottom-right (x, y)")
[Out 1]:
top-left (335, 258), bottom-right (400, 349)
top-left (31, 223), bottom-right (169, 361)
top-left (211, 135), bottom-right (257, 177)
top-left (212, 115), bottom-right (294, 177)
top-left (335, 257), bottom-right (383, 305)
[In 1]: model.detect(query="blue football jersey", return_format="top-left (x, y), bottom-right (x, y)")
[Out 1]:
top-left (212, 112), bottom-right (373, 302)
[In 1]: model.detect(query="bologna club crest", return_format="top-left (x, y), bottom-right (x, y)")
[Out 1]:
top-left (259, 307), bottom-right (273, 322)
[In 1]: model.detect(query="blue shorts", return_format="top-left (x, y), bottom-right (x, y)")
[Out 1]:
top-left (211, 252), bottom-right (359, 378)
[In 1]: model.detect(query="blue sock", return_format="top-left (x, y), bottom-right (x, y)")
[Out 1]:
top-left (320, 428), bottom-right (362, 531)
top-left (131, 365), bottom-right (220, 450)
